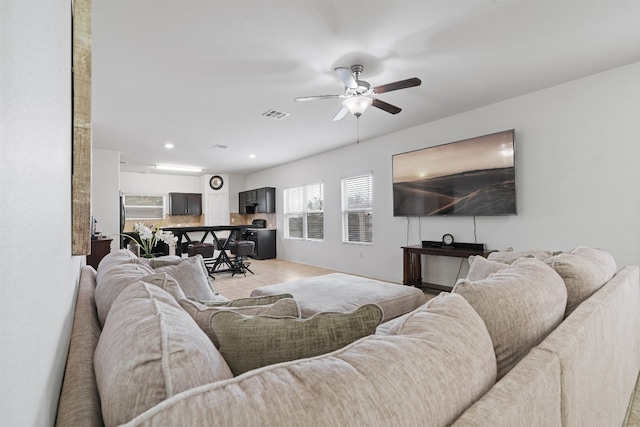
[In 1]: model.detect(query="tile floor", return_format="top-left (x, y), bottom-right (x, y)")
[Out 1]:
top-left (209, 258), bottom-right (640, 426)
top-left (208, 258), bottom-right (337, 300)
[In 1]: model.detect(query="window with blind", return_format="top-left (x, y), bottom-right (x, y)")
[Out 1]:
top-left (342, 174), bottom-right (373, 244)
top-left (284, 183), bottom-right (324, 240)
top-left (123, 194), bottom-right (165, 220)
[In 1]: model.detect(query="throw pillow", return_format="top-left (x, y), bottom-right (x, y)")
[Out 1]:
top-left (179, 297), bottom-right (301, 346)
top-left (94, 280), bottom-right (233, 426)
top-left (465, 255), bottom-right (510, 281)
top-left (190, 293), bottom-right (294, 307)
top-left (453, 258), bottom-right (567, 379)
top-left (155, 255), bottom-right (217, 301)
top-left (210, 304), bottom-right (383, 375)
top-left (487, 249), bottom-right (554, 264)
top-left (545, 247), bottom-right (617, 317)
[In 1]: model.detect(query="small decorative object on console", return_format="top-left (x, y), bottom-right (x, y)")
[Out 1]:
top-left (442, 233), bottom-right (454, 247)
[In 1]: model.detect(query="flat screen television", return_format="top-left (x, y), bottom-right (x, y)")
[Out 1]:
top-left (392, 129), bottom-right (516, 216)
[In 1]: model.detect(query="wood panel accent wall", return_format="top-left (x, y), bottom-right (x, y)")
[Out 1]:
top-left (72, 0), bottom-right (92, 255)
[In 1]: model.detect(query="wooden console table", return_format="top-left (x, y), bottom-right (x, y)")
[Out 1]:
top-left (87, 237), bottom-right (113, 270)
top-left (402, 245), bottom-right (493, 292)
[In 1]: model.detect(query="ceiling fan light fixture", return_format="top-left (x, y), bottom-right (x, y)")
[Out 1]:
top-left (342, 96), bottom-right (373, 117)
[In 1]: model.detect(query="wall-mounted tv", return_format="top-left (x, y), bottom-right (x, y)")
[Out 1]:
top-left (392, 129), bottom-right (516, 216)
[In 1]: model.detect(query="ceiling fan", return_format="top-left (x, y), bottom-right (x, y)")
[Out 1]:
top-left (295, 64), bottom-right (421, 121)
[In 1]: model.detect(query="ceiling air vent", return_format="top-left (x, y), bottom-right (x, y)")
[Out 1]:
top-left (262, 109), bottom-right (290, 120)
top-left (212, 144), bottom-right (228, 149)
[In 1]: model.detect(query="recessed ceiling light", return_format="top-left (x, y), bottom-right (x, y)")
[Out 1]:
top-left (155, 164), bottom-right (202, 173)
top-left (164, 143), bottom-right (174, 149)
top-left (249, 154), bottom-right (256, 159)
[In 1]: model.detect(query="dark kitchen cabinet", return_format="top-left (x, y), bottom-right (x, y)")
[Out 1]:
top-left (256, 188), bottom-right (275, 213)
top-left (246, 189), bottom-right (257, 204)
top-left (239, 191), bottom-right (247, 214)
top-left (239, 187), bottom-right (275, 214)
top-left (169, 192), bottom-right (202, 215)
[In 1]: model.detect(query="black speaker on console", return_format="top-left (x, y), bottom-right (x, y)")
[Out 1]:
top-left (422, 240), bottom-right (485, 251)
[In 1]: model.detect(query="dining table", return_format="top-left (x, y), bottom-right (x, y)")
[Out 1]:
top-left (161, 225), bottom-right (249, 275)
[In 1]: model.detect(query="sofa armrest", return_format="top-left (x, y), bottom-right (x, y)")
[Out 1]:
top-left (452, 348), bottom-right (562, 427)
top-left (55, 266), bottom-right (103, 427)
top-left (537, 265), bottom-right (640, 427)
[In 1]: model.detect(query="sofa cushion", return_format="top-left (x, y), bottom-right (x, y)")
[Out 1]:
top-left (453, 258), bottom-right (567, 379)
top-left (466, 255), bottom-right (510, 281)
top-left (139, 255), bottom-right (183, 269)
top-left (139, 272), bottom-right (186, 300)
top-left (545, 247), bottom-right (617, 317)
top-left (94, 280), bottom-right (234, 426)
top-left (487, 249), bottom-right (554, 264)
top-left (155, 255), bottom-right (217, 301)
top-left (124, 293), bottom-right (496, 427)
top-left (210, 304), bottom-right (383, 375)
top-left (179, 297), bottom-right (301, 346)
top-left (95, 249), bottom-right (156, 326)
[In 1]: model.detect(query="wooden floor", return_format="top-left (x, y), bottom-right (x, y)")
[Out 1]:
top-left (210, 258), bottom-right (640, 426)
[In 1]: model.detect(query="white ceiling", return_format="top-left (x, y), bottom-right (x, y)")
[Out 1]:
top-left (92, 1), bottom-right (640, 176)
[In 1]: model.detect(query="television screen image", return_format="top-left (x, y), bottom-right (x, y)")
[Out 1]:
top-left (392, 129), bottom-right (516, 216)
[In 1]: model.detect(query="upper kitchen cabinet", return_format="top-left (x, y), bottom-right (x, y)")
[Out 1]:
top-left (169, 192), bottom-right (202, 215)
top-left (239, 187), bottom-right (275, 214)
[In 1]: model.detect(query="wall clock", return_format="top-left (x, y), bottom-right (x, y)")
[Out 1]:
top-left (209, 175), bottom-right (224, 190)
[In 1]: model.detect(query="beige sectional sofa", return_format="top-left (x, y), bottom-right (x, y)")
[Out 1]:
top-left (56, 248), bottom-right (640, 426)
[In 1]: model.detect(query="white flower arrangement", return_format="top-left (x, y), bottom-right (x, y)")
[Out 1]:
top-left (125, 222), bottom-right (178, 257)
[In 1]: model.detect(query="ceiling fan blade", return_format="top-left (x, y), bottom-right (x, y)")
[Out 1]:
top-left (372, 98), bottom-right (402, 114)
top-left (294, 94), bottom-right (342, 102)
top-left (334, 67), bottom-right (358, 89)
top-left (373, 77), bottom-right (421, 94)
top-left (332, 106), bottom-right (349, 121)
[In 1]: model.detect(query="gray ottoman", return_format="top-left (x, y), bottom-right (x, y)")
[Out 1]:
top-left (250, 273), bottom-right (426, 323)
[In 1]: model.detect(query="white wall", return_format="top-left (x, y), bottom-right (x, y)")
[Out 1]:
top-left (226, 174), bottom-right (247, 213)
top-left (0, 2), bottom-right (84, 425)
top-left (248, 62), bottom-right (640, 284)
top-left (92, 149), bottom-right (120, 251)
top-left (120, 170), bottom-right (203, 194)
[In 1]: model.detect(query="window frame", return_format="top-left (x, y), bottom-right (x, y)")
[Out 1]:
top-left (283, 183), bottom-right (324, 241)
top-left (341, 173), bottom-right (373, 245)
top-left (123, 194), bottom-right (166, 220)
